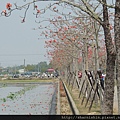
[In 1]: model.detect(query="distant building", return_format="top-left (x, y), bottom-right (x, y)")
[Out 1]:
top-left (18, 69), bottom-right (25, 74)
top-left (47, 68), bottom-right (54, 72)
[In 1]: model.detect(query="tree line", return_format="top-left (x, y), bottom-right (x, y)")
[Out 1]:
top-left (0, 62), bottom-right (52, 74)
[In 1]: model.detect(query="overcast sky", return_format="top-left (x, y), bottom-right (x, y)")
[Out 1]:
top-left (0, 0), bottom-right (109, 68)
top-left (0, 0), bottom-right (56, 67)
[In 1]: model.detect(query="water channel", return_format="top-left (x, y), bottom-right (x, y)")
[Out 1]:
top-left (0, 83), bottom-right (57, 115)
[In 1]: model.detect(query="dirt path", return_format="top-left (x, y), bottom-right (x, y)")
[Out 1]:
top-left (59, 81), bottom-right (72, 115)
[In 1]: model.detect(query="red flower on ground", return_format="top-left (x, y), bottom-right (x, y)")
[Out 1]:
top-left (6, 3), bottom-right (12, 10)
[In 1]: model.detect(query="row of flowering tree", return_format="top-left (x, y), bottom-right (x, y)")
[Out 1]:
top-left (1, 0), bottom-right (118, 114)
top-left (40, 0), bottom-right (119, 114)
top-left (42, 13), bottom-right (108, 113)
top-left (42, 11), bottom-right (107, 109)
top-left (45, 16), bottom-right (105, 73)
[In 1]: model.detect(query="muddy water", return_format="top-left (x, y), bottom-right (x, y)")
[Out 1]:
top-left (0, 83), bottom-right (57, 115)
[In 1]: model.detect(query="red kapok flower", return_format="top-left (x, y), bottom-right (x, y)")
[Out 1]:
top-left (58, 16), bottom-right (62, 19)
top-left (53, 40), bottom-right (56, 42)
top-left (53, 6), bottom-right (56, 9)
top-left (2, 10), bottom-right (7, 16)
top-left (21, 19), bottom-right (25, 23)
top-left (6, 3), bottom-right (12, 10)
top-left (34, 5), bottom-right (37, 8)
top-left (2, 10), bottom-right (6, 13)
top-left (109, 24), bottom-right (113, 30)
top-left (37, 10), bottom-right (40, 14)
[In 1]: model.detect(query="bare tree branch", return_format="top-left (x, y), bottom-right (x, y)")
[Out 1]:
top-left (61, 0), bottom-right (103, 25)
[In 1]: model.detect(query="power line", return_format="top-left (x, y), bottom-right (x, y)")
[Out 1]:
top-left (0, 54), bottom-right (44, 56)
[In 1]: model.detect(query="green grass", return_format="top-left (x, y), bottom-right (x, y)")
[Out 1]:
top-left (1, 85), bottom-right (37, 102)
top-left (64, 80), bottom-right (101, 115)
top-left (0, 79), bottom-right (57, 83)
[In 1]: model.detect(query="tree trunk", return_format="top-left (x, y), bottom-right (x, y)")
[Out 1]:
top-left (114, 0), bottom-right (120, 114)
top-left (102, 0), bottom-right (116, 115)
top-left (94, 20), bottom-right (100, 71)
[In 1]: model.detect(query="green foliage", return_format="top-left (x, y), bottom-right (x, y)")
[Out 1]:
top-left (39, 61), bottom-right (52, 73)
top-left (2, 83), bottom-right (7, 87)
top-left (7, 93), bottom-right (15, 100)
top-left (2, 98), bottom-right (6, 102)
top-left (25, 64), bottom-right (36, 72)
top-left (3, 85), bottom-right (36, 101)
top-left (0, 61), bottom-right (53, 74)
top-left (25, 61), bottom-right (52, 73)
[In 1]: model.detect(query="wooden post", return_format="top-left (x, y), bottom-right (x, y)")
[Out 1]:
top-left (79, 79), bottom-right (85, 98)
top-left (88, 82), bottom-right (99, 112)
top-left (81, 82), bottom-right (89, 105)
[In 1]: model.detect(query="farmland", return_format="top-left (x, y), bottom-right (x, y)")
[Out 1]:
top-left (0, 80), bottom-right (57, 115)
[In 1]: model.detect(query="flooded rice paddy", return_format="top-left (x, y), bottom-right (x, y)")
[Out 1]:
top-left (0, 83), bottom-right (57, 115)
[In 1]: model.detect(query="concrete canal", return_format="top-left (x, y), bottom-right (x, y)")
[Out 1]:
top-left (0, 82), bottom-right (57, 115)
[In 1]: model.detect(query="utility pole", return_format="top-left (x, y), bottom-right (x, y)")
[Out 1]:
top-left (0, 63), bottom-right (2, 74)
top-left (15, 65), bottom-right (16, 75)
top-left (38, 63), bottom-right (39, 73)
top-left (24, 59), bottom-right (25, 73)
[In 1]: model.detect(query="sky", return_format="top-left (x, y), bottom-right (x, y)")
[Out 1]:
top-left (0, 0), bottom-right (57, 67)
top-left (0, 0), bottom-right (113, 68)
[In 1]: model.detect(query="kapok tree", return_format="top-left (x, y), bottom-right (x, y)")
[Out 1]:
top-left (43, 13), bottom-right (106, 91)
top-left (1, 0), bottom-right (119, 114)
top-left (42, 1), bottom-right (116, 114)
top-left (60, 0), bottom-right (116, 115)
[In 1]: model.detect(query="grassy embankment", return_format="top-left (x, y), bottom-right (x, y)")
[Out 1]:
top-left (0, 78), bottom-right (57, 83)
top-left (63, 80), bottom-right (101, 115)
